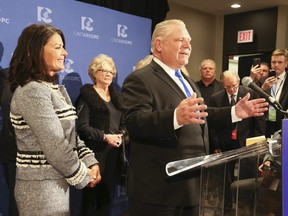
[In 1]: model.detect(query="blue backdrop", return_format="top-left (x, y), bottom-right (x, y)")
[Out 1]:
top-left (0, 0), bottom-right (151, 215)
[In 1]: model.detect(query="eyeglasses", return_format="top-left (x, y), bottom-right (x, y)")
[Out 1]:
top-left (223, 83), bottom-right (239, 90)
top-left (97, 69), bottom-right (115, 76)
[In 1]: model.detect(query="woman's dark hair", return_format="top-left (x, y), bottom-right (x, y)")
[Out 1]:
top-left (9, 24), bottom-right (66, 92)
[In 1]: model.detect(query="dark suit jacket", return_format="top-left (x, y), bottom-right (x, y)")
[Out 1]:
top-left (121, 60), bottom-right (233, 206)
top-left (196, 79), bottom-right (224, 106)
top-left (258, 73), bottom-right (288, 132)
top-left (196, 79), bottom-right (224, 153)
top-left (209, 85), bottom-right (266, 151)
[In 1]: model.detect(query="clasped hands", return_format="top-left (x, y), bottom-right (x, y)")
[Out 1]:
top-left (176, 93), bottom-right (268, 126)
top-left (87, 164), bottom-right (101, 188)
top-left (104, 134), bottom-right (123, 147)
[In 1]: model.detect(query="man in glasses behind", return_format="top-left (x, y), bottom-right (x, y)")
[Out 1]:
top-left (209, 70), bottom-right (266, 215)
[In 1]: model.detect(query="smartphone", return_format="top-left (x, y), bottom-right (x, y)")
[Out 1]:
top-left (269, 70), bottom-right (276, 77)
top-left (253, 58), bottom-right (261, 68)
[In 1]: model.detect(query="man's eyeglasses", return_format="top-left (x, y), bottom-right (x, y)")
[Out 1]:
top-left (97, 69), bottom-right (115, 76)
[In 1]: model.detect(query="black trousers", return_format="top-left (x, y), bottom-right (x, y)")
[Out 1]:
top-left (2, 161), bottom-right (18, 216)
top-left (128, 199), bottom-right (199, 216)
top-left (265, 120), bottom-right (277, 138)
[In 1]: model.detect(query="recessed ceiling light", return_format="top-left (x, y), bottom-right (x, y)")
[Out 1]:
top-left (231, 3), bottom-right (241, 9)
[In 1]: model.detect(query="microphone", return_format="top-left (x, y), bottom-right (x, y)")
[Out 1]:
top-left (241, 76), bottom-right (283, 110)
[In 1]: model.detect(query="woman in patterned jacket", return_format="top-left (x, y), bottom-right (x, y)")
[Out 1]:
top-left (9, 23), bottom-right (101, 216)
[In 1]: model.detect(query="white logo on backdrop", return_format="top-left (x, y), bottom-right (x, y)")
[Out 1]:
top-left (37, 6), bottom-right (52, 23)
top-left (58, 58), bottom-right (78, 83)
top-left (117, 24), bottom-right (128, 38)
top-left (63, 59), bottom-right (74, 73)
top-left (73, 16), bottom-right (99, 40)
top-left (111, 24), bottom-right (132, 45)
top-left (0, 17), bottom-right (10, 24)
top-left (81, 17), bottom-right (93, 32)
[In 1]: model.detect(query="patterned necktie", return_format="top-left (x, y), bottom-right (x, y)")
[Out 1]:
top-left (175, 70), bottom-right (192, 97)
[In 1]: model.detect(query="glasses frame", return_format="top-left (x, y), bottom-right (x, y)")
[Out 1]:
top-left (223, 82), bottom-right (239, 90)
top-left (97, 69), bottom-right (116, 76)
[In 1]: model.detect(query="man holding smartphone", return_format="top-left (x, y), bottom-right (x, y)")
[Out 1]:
top-left (249, 58), bottom-right (270, 82)
top-left (253, 49), bottom-right (287, 216)
top-left (257, 49), bottom-right (288, 138)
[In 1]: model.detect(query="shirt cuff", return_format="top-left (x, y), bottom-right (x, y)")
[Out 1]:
top-left (174, 108), bottom-right (182, 129)
top-left (231, 105), bottom-right (242, 123)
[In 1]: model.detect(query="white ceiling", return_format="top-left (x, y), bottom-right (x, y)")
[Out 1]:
top-left (167, 0), bottom-right (288, 15)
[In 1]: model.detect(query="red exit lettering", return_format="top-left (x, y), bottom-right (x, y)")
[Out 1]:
top-left (237, 30), bottom-right (253, 43)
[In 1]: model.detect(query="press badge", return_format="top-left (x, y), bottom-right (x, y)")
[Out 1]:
top-left (231, 129), bottom-right (237, 140)
top-left (268, 106), bottom-right (276, 122)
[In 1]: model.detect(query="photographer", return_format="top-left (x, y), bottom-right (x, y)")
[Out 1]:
top-left (257, 148), bottom-right (282, 215)
top-left (231, 131), bottom-right (282, 215)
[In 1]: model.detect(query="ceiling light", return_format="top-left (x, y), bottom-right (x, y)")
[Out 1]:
top-left (231, 3), bottom-right (241, 9)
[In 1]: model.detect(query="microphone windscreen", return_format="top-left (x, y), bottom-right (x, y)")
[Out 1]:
top-left (242, 76), bottom-right (253, 87)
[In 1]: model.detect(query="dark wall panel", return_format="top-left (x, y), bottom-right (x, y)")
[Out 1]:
top-left (223, 7), bottom-right (278, 55)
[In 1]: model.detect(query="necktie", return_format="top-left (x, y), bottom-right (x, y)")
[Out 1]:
top-left (230, 94), bottom-right (236, 106)
top-left (269, 78), bottom-right (279, 122)
top-left (271, 77), bottom-right (280, 99)
top-left (175, 70), bottom-right (191, 97)
top-left (230, 94), bottom-right (237, 138)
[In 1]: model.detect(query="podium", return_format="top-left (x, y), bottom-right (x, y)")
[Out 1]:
top-left (166, 137), bottom-right (282, 216)
top-left (283, 120), bottom-right (288, 216)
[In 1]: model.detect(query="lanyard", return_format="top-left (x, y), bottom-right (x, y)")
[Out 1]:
top-left (271, 74), bottom-right (286, 99)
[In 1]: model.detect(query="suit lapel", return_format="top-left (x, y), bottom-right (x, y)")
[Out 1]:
top-left (183, 74), bottom-right (202, 98)
top-left (279, 74), bottom-right (288, 103)
top-left (150, 61), bottom-right (188, 99)
top-left (223, 93), bottom-right (230, 106)
top-left (237, 86), bottom-right (246, 102)
top-left (150, 61), bottom-right (207, 135)
top-left (150, 60), bottom-right (203, 101)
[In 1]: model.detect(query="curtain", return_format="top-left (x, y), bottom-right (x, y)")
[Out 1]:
top-left (77, 0), bottom-right (169, 33)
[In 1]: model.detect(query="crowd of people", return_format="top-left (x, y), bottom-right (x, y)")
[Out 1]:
top-left (0, 19), bottom-right (287, 216)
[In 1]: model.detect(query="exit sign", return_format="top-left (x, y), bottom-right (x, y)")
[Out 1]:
top-left (237, 29), bottom-right (254, 43)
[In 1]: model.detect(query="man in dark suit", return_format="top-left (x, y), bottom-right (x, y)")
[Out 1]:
top-left (210, 70), bottom-right (266, 152)
top-left (257, 49), bottom-right (288, 138)
top-left (120, 19), bottom-right (268, 216)
top-left (196, 59), bottom-right (224, 107)
top-left (210, 70), bottom-right (266, 214)
top-left (195, 59), bottom-right (224, 206)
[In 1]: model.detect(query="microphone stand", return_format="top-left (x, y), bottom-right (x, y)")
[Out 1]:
top-left (269, 99), bottom-right (288, 119)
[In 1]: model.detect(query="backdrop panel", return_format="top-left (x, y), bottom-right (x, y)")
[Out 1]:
top-left (0, 0), bottom-right (151, 215)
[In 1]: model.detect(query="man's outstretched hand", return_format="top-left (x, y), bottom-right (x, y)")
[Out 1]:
top-left (235, 93), bottom-right (268, 119)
